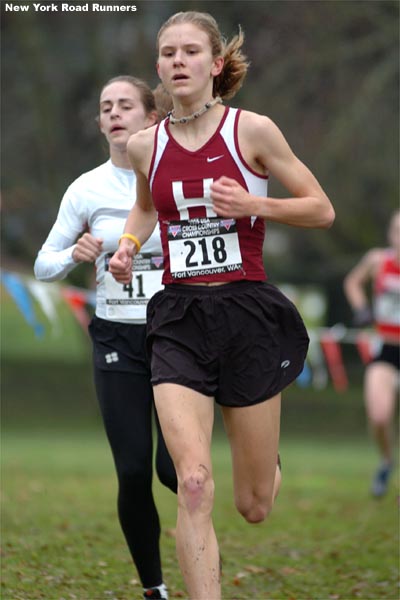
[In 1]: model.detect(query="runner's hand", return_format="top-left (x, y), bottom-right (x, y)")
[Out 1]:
top-left (72, 233), bottom-right (103, 263)
top-left (211, 176), bottom-right (255, 219)
top-left (353, 306), bottom-right (374, 327)
top-left (109, 241), bottom-right (135, 284)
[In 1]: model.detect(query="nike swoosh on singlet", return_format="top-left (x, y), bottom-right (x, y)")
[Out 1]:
top-left (207, 155), bottom-right (224, 163)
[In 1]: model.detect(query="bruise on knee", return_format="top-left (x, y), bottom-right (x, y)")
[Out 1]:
top-left (182, 463), bottom-right (211, 512)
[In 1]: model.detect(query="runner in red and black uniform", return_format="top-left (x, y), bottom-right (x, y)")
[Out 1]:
top-left (110, 11), bottom-right (335, 599)
top-left (148, 104), bottom-right (268, 284)
top-left (344, 211), bottom-right (400, 498)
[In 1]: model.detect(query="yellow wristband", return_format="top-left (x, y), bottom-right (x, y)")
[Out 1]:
top-left (118, 233), bottom-right (141, 252)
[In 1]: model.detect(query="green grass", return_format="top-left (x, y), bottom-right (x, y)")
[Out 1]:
top-left (1, 284), bottom-right (91, 363)
top-left (2, 428), bottom-right (399, 600)
top-left (2, 277), bottom-right (398, 598)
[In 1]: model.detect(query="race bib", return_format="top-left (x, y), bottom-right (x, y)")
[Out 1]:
top-left (104, 253), bottom-right (164, 320)
top-left (374, 291), bottom-right (400, 326)
top-left (167, 217), bottom-right (243, 279)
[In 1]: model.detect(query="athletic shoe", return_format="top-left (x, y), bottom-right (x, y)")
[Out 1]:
top-left (371, 462), bottom-right (393, 497)
top-left (143, 591), bottom-right (165, 599)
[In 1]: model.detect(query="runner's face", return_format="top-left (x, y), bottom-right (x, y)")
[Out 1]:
top-left (99, 82), bottom-right (153, 150)
top-left (157, 23), bottom-right (223, 101)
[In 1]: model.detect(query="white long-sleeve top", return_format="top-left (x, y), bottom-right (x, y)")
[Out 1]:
top-left (34, 160), bottom-right (163, 323)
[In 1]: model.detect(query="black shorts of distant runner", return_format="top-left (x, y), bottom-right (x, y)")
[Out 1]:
top-left (370, 342), bottom-right (400, 370)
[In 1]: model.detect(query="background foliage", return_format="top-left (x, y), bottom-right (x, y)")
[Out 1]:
top-left (1, 3), bottom-right (399, 598)
top-left (1, 0), bottom-right (399, 323)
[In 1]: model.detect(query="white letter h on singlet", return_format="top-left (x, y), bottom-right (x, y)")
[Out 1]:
top-left (172, 178), bottom-right (216, 219)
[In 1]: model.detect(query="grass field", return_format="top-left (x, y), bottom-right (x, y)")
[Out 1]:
top-left (2, 426), bottom-right (399, 600)
top-left (1, 293), bottom-right (399, 598)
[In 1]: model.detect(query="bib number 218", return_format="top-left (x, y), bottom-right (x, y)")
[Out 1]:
top-left (184, 236), bottom-right (227, 267)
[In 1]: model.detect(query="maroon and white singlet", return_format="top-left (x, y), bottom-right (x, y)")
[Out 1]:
top-left (149, 106), bottom-right (269, 284)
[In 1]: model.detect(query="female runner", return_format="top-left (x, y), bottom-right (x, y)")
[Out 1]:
top-left (110, 12), bottom-right (335, 599)
top-left (34, 75), bottom-right (177, 600)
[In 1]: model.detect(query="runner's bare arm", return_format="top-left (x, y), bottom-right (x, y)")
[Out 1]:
top-left (124, 128), bottom-right (158, 241)
top-left (343, 249), bottom-right (383, 311)
top-left (211, 111), bottom-right (335, 229)
top-left (109, 129), bottom-right (157, 283)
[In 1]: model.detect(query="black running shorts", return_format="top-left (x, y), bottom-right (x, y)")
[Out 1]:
top-left (89, 316), bottom-right (150, 375)
top-left (146, 281), bottom-right (310, 407)
top-left (370, 343), bottom-right (400, 370)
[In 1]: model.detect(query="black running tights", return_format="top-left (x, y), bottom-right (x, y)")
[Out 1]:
top-left (93, 367), bottom-right (177, 588)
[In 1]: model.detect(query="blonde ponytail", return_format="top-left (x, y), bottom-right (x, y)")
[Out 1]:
top-left (214, 27), bottom-right (249, 100)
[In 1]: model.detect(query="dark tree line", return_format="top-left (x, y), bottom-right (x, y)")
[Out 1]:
top-left (1, 0), bottom-right (398, 319)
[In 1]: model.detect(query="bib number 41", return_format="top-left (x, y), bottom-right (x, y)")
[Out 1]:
top-left (123, 274), bottom-right (145, 298)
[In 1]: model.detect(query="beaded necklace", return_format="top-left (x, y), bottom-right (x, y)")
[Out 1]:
top-left (167, 96), bottom-right (222, 125)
